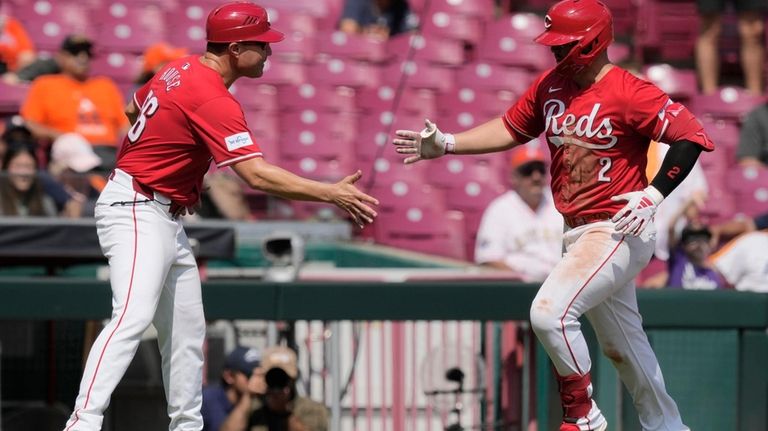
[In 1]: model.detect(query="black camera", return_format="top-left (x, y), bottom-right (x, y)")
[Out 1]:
top-left (265, 367), bottom-right (291, 389)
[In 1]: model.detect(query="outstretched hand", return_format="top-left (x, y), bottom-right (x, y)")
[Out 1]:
top-left (393, 119), bottom-right (450, 164)
top-left (331, 170), bottom-right (379, 229)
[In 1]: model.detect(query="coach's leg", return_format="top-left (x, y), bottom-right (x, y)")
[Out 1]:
top-left (64, 195), bottom-right (176, 431)
top-left (585, 284), bottom-right (688, 430)
top-left (154, 223), bottom-right (205, 431)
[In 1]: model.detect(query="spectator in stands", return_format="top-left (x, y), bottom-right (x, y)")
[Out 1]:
top-left (474, 145), bottom-right (563, 282)
top-left (238, 346), bottom-right (329, 431)
top-left (666, 223), bottom-right (726, 290)
top-left (711, 210), bottom-right (768, 241)
top-left (0, 142), bottom-right (58, 216)
top-left (638, 141), bottom-right (709, 288)
top-left (0, 11), bottom-right (36, 84)
top-left (339, 0), bottom-right (415, 39)
top-left (202, 346), bottom-right (266, 431)
top-left (694, 0), bottom-right (766, 95)
top-left (710, 230), bottom-right (768, 291)
top-left (136, 42), bottom-right (188, 85)
top-left (737, 101), bottom-right (768, 167)
top-left (0, 115), bottom-right (80, 217)
top-left (202, 167), bottom-right (257, 220)
top-left (20, 34), bottom-right (128, 172)
top-left (47, 133), bottom-right (105, 217)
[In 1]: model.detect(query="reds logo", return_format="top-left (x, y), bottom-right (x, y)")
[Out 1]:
top-left (543, 99), bottom-right (617, 149)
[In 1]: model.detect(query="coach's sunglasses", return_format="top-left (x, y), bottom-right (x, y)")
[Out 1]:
top-left (517, 161), bottom-right (546, 177)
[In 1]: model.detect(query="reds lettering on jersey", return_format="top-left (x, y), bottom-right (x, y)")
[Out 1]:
top-left (116, 55), bottom-right (263, 206)
top-left (503, 66), bottom-right (714, 219)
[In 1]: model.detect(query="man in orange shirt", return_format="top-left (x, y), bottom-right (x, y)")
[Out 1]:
top-left (20, 35), bottom-right (128, 171)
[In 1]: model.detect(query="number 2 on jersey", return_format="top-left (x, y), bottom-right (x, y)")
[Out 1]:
top-left (127, 90), bottom-right (159, 143)
top-left (598, 156), bottom-right (612, 182)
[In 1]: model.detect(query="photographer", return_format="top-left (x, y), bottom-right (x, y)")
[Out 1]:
top-left (203, 346), bottom-right (266, 431)
top-left (243, 346), bottom-right (329, 431)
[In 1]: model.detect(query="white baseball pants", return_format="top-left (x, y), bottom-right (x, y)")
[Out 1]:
top-left (64, 169), bottom-right (206, 431)
top-left (530, 221), bottom-right (689, 431)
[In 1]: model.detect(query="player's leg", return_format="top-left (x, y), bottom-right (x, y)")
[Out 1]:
top-left (736, 9), bottom-right (765, 95)
top-left (530, 222), bottom-right (628, 430)
top-left (153, 223), bottom-right (206, 431)
top-left (64, 185), bottom-right (177, 431)
top-left (695, 0), bottom-right (725, 94)
top-left (585, 281), bottom-right (689, 431)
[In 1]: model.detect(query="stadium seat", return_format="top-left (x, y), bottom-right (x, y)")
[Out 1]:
top-left (356, 86), bottom-right (438, 120)
top-left (726, 165), bottom-right (768, 218)
top-left (642, 64), bottom-right (699, 104)
top-left (635, 0), bottom-right (699, 62)
top-left (363, 158), bottom-right (430, 188)
top-left (91, 3), bottom-right (167, 53)
top-left (229, 83), bottom-right (280, 112)
top-left (426, 159), bottom-right (505, 191)
top-left (309, 58), bottom-right (380, 88)
top-left (316, 31), bottom-right (389, 63)
top-left (242, 110), bottom-right (280, 155)
top-left (426, 0), bottom-right (495, 19)
top-left (278, 110), bottom-right (357, 161)
top-left (277, 84), bottom-right (357, 113)
top-left (421, 11), bottom-right (483, 44)
top-left (263, 7), bottom-right (318, 36)
top-left (437, 86), bottom-right (518, 122)
top-left (375, 207), bottom-right (467, 260)
top-left (381, 60), bottom-right (456, 93)
top-left (699, 117), bottom-right (740, 166)
top-left (12, 1), bottom-right (92, 52)
top-left (386, 34), bottom-right (466, 66)
top-left (476, 13), bottom-right (553, 71)
top-left (89, 52), bottom-right (142, 84)
top-left (455, 62), bottom-right (534, 94)
top-left (258, 59), bottom-right (307, 86)
top-left (690, 86), bottom-right (765, 124)
top-left (270, 32), bottom-right (317, 63)
top-left (0, 82), bottom-right (29, 115)
top-left (165, 3), bottom-right (208, 50)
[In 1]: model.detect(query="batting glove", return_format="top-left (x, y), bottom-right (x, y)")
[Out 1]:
top-left (610, 186), bottom-right (664, 236)
top-left (393, 119), bottom-right (454, 164)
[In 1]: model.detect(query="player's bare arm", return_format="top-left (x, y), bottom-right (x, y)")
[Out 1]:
top-left (393, 117), bottom-right (520, 164)
top-left (231, 157), bottom-right (379, 228)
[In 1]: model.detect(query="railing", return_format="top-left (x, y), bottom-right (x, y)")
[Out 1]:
top-left (0, 279), bottom-right (767, 430)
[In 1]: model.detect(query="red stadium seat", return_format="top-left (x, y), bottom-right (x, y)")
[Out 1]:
top-left (726, 165), bottom-right (768, 218)
top-left (455, 62), bottom-right (535, 94)
top-left (262, 7), bottom-right (318, 36)
top-left (421, 11), bottom-right (483, 44)
top-left (165, 3), bottom-right (208, 51)
top-left (356, 86), bottom-right (438, 120)
top-left (278, 110), bottom-right (357, 161)
top-left (381, 60), bottom-right (456, 93)
top-left (690, 87), bottom-right (765, 124)
top-left (309, 58), bottom-right (380, 88)
top-left (91, 3), bottom-right (167, 53)
top-left (387, 34), bottom-right (467, 66)
top-left (0, 82), bottom-right (29, 115)
top-left (426, 158), bottom-right (505, 191)
top-left (316, 31), bottom-right (389, 63)
top-left (642, 64), bottom-right (699, 104)
top-left (277, 84), bottom-right (357, 113)
top-left (375, 207), bottom-right (467, 260)
top-left (12, 1), bottom-right (92, 52)
top-left (259, 59), bottom-right (307, 86)
top-left (89, 52), bottom-right (142, 84)
top-left (229, 83), bottom-right (280, 112)
top-left (635, 0), bottom-right (699, 62)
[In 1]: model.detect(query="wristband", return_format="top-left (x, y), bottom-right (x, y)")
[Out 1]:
top-left (444, 133), bottom-right (456, 154)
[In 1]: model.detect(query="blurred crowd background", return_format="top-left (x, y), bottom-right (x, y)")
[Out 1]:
top-left (0, 0), bottom-right (767, 291)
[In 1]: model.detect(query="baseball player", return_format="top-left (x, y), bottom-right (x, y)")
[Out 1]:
top-left (393, 1), bottom-right (714, 430)
top-left (63, 3), bottom-right (378, 431)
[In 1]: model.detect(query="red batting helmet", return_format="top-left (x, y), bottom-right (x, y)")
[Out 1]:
top-left (206, 2), bottom-right (284, 44)
top-left (534, 0), bottom-right (613, 75)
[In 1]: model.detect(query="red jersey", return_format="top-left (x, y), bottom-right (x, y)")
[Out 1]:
top-left (503, 66), bottom-right (714, 220)
top-left (117, 56), bottom-right (262, 206)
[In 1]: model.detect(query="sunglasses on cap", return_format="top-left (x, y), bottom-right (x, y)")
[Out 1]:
top-left (517, 161), bottom-right (546, 177)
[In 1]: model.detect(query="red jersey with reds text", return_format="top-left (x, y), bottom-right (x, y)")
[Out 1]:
top-left (116, 55), bottom-right (262, 206)
top-left (503, 66), bottom-right (714, 220)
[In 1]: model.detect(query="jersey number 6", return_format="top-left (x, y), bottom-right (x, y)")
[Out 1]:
top-left (128, 90), bottom-right (159, 143)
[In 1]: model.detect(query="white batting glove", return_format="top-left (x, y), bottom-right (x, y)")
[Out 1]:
top-left (610, 186), bottom-right (664, 236)
top-left (393, 119), bottom-right (454, 164)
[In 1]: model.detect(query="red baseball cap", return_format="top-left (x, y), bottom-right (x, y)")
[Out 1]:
top-left (509, 145), bottom-right (546, 170)
top-left (206, 2), bottom-right (285, 44)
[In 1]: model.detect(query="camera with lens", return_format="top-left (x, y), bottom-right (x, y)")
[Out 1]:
top-left (265, 367), bottom-right (291, 390)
